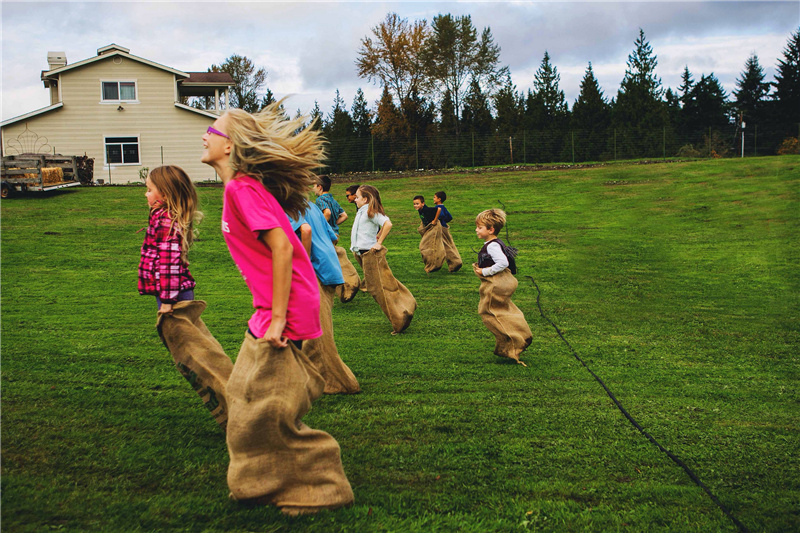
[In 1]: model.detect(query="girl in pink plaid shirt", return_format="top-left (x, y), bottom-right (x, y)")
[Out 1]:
top-left (138, 165), bottom-right (201, 313)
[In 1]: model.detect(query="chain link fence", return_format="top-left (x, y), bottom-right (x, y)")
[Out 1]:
top-left (322, 122), bottom-right (800, 173)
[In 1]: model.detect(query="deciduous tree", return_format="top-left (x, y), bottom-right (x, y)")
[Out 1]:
top-left (210, 54), bottom-right (268, 113)
top-left (356, 13), bottom-right (430, 109)
top-left (423, 14), bottom-right (507, 133)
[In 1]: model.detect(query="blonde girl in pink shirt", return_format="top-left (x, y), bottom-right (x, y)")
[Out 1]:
top-left (200, 101), bottom-right (354, 514)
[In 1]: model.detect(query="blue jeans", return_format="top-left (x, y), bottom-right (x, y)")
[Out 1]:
top-left (155, 289), bottom-right (195, 309)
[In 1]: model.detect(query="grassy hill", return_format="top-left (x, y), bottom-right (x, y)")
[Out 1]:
top-left (2, 156), bottom-right (798, 531)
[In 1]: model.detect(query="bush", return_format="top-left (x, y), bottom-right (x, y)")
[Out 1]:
top-left (777, 137), bottom-right (800, 155)
top-left (677, 144), bottom-right (702, 158)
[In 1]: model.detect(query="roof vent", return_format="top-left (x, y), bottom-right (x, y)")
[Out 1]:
top-left (47, 52), bottom-right (67, 70)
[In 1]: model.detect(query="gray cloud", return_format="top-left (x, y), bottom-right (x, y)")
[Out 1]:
top-left (2, 1), bottom-right (798, 121)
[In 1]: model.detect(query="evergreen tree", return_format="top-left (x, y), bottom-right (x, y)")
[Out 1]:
top-left (678, 65), bottom-right (694, 108)
top-left (351, 88), bottom-right (373, 137)
top-left (493, 74), bottom-right (522, 135)
top-left (526, 51), bottom-right (569, 162)
top-left (681, 73), bottom-right (730, 151)
top-left (259, 88), bottom-right (277, 112)
top-left (572, 63), bottom-right (611, 161)
top-left (439, 90), bottom-right (458, 136)
top-left (533, 51), bottom-right (569, 119)
top-left (773, 27), bottom-right (800, 138)
top-left (734, 54), bottom-right (770, 123)
top-left (325, 90), bottom-right (354, 138)
top-left (613, 29), bottom-right (668, 157)
top-left (462, 78), bottom-right (493, 135)
top-left (309, 101), bottom-right (323, 131)
top-left (323, 90), bottom-right (355, 173)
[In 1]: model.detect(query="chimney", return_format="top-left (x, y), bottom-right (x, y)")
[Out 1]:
top-left (47, 51), bottom-right (67, 70)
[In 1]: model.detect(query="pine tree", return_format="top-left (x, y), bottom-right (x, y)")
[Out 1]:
top-left (734, 54), bottom-right (769, 123)
top-left (773, 27), bottom-right (800, 137)
top-left (572, 63), bottom-right (610, 161)
top-left (493, 74), bottom-right (522, 135)
top-left (678, 66), bottom-right (694, 108)
top-left (351, 88), bottom-right (373, 138)
top-left (613, 29), bottom-right (668, 157)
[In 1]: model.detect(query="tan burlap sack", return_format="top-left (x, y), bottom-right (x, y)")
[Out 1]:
top-left (361, 246), bottom-right (417, 334)
top-left (441, 226), bottom-right (463, 272)
top-left (305, 283), bottom-right (361, 394)
top-left (476, 268), bottom-right (533, 364)
top-left (226, 333), bottom-right (354, 512)
top-left (418, 223), bottom-right (446, 273)
top-left (156, 300), bottom-right (233, 431)
top-left (335, 245), bottom-right (361, 303)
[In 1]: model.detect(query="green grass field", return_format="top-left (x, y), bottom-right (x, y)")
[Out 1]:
top-left (2, 157), bottom-right (798, 532)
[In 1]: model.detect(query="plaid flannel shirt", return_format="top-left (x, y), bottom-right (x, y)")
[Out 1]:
top-left (138, 207), bottom-right (195, 303)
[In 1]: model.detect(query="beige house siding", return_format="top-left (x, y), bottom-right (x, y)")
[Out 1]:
top-left (2, 54), bottom-right (219, 183)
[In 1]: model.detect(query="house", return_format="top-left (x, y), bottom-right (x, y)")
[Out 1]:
top-left (1, 44), bottom-right (233, 183)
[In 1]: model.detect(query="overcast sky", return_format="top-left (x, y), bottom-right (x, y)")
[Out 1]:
top-left (1, 1), bottom-right (798, 122)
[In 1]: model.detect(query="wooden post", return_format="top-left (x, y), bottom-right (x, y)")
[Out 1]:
top-left (509, 136), bottom-right (513, 165)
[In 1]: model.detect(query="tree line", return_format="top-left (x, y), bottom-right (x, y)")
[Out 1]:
top-left (190, 15), bottom-right (800, 171)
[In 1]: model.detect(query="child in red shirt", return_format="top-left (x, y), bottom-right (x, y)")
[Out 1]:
top-left (137, 165), bottom-right (201, 313)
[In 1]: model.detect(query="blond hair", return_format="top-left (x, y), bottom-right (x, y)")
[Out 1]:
top-left (357, 185), bottom-right (386, 218)
top-left (224, 100), bottom-right (326, 219)
top-left (476, 208), bottom-right (506, 235)
top-left (148, 165), bottom-right (202, 262)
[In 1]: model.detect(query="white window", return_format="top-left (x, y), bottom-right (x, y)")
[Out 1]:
top-left (101, 81), bottom-right (137, 102)
top-left (105, 136), bottom-right (140, 165)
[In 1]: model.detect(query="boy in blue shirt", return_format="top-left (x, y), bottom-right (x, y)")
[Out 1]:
top-left (290, 201), bottom-right (360, 394)
top-left (313, 175), bottom-right (348, 237)
top-left (433, 191), bottom-right (462, 272)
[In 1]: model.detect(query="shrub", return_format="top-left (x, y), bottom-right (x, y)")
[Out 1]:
top-left (677, 144), bottom-right (702, 158)
top-left (777, 137), bottom-right (800, 155)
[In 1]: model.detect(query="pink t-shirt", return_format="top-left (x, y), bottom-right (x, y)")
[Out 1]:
top-left (222, 175), bottom-right (322, 340)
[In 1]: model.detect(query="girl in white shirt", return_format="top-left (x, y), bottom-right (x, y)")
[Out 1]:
top-left (350, 185), bottom-right (392, 254)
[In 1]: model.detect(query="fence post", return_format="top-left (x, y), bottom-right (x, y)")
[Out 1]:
top-left (509, 136), bottom-right (513, 165)
top-left (371, 134), bottom-right (375, 172)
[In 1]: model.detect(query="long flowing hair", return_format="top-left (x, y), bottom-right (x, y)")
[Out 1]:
top-left (148, 165), bottom-right (202, 262)
top-left (357, 185), bottom-right (386, 218)
top-left (224, 100), bottom-right (326, 219)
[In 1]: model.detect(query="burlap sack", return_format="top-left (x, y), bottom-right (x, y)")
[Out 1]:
top-left (335, 245), bottom-right (361, 303)
top-left (361, 246), bottom-right (417, 334)
top-left (305, 283), bottom-right (361, 394)
top-left (418, 223), bottom-right (446, 273)
top-left (156, 300), bottom-right (233, 431)
top-left (226, 333), bottom-right (354, 512)
top-left (441, 226), bottom-right (463, 272)
top-left (477, 268), bottom-right (533, 364)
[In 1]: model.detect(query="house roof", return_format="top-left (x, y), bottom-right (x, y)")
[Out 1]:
top-left (41, 44), bottom-right (188, 81)
top-left (1, 102), bottom-right (63, 128)
top-left (182, 72), bottom-right (234, 85)
top-left (174, 102), bottom-right (222, 119)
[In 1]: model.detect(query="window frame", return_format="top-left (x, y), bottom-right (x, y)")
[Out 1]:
top-left (99, 79), bottom-right (139, 104)
top-left (104, 135), bottom-right (141, 167)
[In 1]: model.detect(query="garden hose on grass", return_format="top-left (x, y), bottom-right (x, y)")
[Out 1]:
top-left (526, 276), bottom-right (749, 533)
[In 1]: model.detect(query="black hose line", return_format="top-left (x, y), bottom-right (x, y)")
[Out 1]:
top-left (526, 276), bottom-right (748, 533)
